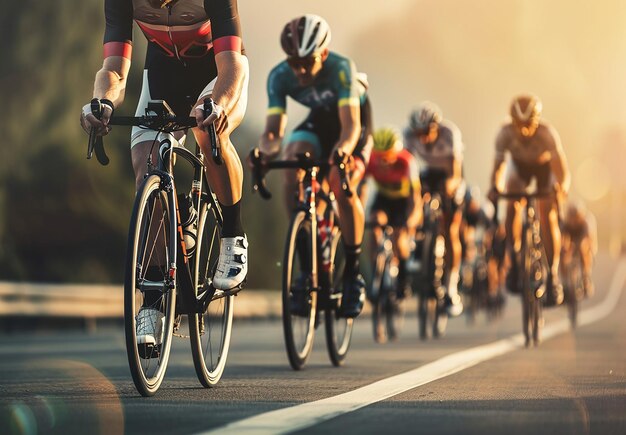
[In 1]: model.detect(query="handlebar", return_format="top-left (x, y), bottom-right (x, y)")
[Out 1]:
top-left (86, 98), bottom-right (221, 166)
top-left (490, 189), bottom-right (557, 225)
top-left (249, 147), bottom-right (353, 200)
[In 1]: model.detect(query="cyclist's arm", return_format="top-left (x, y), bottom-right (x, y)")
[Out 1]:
top-left (407, 156), bottom-right (423, 228)
top-left (332, 58), bottom-right (362, 157)
top-left (490, 128), bottom-right (508, 193)
top-left (547, 125), bottom-right (571, 193)
top-left (93, 56), bottom-right (131, 107)
top-left (260, 113), bottom-right (287, 158)
top-left (203, 50), bottom-right (246, 132)
top-left (334, 103), bottom-right (361, 157)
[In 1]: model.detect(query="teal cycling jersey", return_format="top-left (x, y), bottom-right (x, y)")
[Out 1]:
top-left (266, 51), bottom-right (367, 114)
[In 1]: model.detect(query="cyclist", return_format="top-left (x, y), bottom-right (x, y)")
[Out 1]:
top-left (257, 14), bottom-right (373, 318)
top-left (80, 0), bottom-right (249, 345)
top-left (404, 101), bottom-right (465, 317)
top-left (561, 200), bottom-right (597, 297)
top-left (364, 127), bottom-right (422, 302)
top-left (488, 94), bottom-right (570, 306)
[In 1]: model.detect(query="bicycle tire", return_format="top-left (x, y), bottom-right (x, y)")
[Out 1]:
top-left (283, 210), bottom-right (317, 370)
top-left (371, 249), bottom-right (388, 343)
top-left (124, 174), bottom-right (177, 396)
top-left (189, 196), bottom-right (233, 387)
top-left (325, 227), bottom-right (354, 365)
top-left (418, 229), bottom-right (435, 340)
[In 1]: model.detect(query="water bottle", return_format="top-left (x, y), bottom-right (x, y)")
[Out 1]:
top-left (178, 192), bottom-right (197, 256)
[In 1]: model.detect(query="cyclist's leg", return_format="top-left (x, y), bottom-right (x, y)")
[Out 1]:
top-left (579, 237), bottom-right (595, 296)
top-left (537, 171), bottom-right (563, 304)
top-left (191, 55), bottom-right (250, 290)
top-left (504, 168), bottom-right (528, 292)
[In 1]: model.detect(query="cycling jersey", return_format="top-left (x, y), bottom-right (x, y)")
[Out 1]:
top-left (366, 149), bottom-right (419, 200)
top-left (267, 51), bottom-right (367, 113)
top-left (495, 122), bottom-right (562, 166)
top-left (404, 119), bottom-right (464, 176)
top-left (103, 0), bottom-right (243, 60)
top-left (266, 51), bottom-right (371, 160)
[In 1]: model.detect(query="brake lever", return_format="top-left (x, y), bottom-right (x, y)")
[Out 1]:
top-left (86, 99), bottom-right (110, 166)
top-left (250, 148), bottom-right (272, 200)
top-left (204, 99), bottom-right (222, 165)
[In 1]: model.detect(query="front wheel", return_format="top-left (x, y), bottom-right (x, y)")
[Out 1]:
top-left (189, 196), bottom-right (234, 387)
top-left (283, 211), bottom-right (317, 370)
top-left (124, 175), bottom-right (177, 396)
top-left (325, 227), bottom-right (353, 366)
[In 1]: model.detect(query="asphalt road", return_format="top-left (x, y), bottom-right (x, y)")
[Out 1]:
top-left (1, 253), bottom-right (625, 435)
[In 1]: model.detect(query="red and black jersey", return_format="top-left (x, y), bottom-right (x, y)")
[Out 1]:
top-left (103, 0), bottom-right (243, 60)
top-left (366, 149), bottom-right (420, 199)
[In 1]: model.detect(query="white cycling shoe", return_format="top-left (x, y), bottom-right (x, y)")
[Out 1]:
top-left (213, 234), bottom-right (248, 290)
top-left (136, 307), bottom-right (164, 346)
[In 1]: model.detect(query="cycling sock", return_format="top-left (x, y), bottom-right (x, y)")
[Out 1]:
top-left (344, 244), bottom-right (362, 278)
top-left (220, 200), bottom-right (245, 238)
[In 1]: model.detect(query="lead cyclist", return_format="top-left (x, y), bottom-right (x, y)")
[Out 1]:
top-left (79, 0), bottom-right (249, 346)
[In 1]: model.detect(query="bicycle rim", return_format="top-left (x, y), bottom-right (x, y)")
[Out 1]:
top-left (189, 197), bottom-right (233, 387)
top-left (283, 211), bottom-right (317, 370)
top-left (522, 226), bottom-right (534, 347)
top-left (124, 175), bottom-right (177, 396)
top-left (325, 228), bottom-right (353, 366)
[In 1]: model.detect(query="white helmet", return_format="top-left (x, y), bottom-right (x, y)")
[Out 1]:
top-left (409, 101), bottom-right (442, 134)
top-left (281, 14), bottom-right (331, 58)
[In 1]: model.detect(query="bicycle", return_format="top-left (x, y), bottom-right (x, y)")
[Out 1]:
top-left (87, 99), bottom-right (236, 396)
top-left (413, 191), bottom-right (448, 340)
top-left (250, 148), bottom-right (353, 369)
top-left (367, 222), bottom-right (403, 343)
top-left (561, 248), bottom-right (583, 329)
top-left (494, 190), bottom-right (552, 347)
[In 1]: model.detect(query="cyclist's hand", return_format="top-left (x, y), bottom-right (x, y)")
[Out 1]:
top-left (80, 99), bottom-right (113, 136)
top-left (196, 100), bottom-right (228, 135)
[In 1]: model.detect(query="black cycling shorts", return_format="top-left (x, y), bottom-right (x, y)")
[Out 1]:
top-left (292, 97), bottom-right (373, 163)
top-left (511, 159), bottom-right (553, 191)
top-left (371, 195), bottom-right (411, 228)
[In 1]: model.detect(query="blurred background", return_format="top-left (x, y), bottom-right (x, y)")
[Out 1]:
top-left (1, 0), bottom-right (625, 289)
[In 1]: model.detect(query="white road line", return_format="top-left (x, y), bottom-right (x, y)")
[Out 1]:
top-left (201, 258), bottom-right (626, 435)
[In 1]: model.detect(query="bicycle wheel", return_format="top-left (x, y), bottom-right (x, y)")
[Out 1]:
top-left (521, 225), bottom-right (536, 347)
top-left (124, 174), bottom-right (177, 396)
top-left (432, 234), bottom-right (448, 339)
top-left (189, 196), bottom-right (233, 387)
top-left (325, 227), bottom-right (354, 366)
top-left (283, 210), bottom-right (317, 370)
top-left (418, 229), bottom-right (435, 340)
top-left (371, 249), bottom-right (388, 343)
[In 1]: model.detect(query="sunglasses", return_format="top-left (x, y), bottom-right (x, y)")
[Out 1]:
top-left (287, 54), bottom-right (321, 70)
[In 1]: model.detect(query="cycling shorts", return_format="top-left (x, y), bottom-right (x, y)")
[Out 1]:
top-left (419, 168), bottom-right (464, 214)
top-left (131, 46), bottom-right (249, 147)
top-left (287, 97), bottom-right (373, 164)
top-left (510, 159), bottom-right (554, 191)
top-left (371, 195), bottom-right (412, 228)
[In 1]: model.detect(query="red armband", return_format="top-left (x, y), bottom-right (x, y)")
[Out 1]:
top-left (103, 42), bottom-right (132, 59)
top-left (213, 36), bottom-right (242, 54)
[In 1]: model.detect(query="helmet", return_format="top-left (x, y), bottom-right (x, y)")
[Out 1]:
top-left (280, 14), bottom-right (331, 58)
top-left (373, 127), bottom-right (403, 154)
top-left (510, 94), bottom-right (542, 134)
top-left (409, 101), bottom-right (442, 134)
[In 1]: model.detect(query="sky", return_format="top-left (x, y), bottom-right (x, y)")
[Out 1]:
top-left (238, 0), bottom-right (626, 216)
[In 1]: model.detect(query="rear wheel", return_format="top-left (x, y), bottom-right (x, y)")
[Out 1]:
top-left (325, 227), bottom-right (354, 366)
top-left (189, 196), bottom-right (233, 387)
top-left (124, 175), bottom-right (177, 396)
top-left (283, 211), bottom-right (317, 370)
